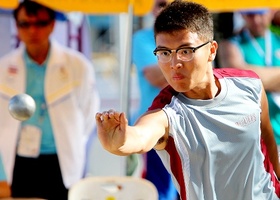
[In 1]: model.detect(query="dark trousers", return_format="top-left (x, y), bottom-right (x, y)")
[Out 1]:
top-left (11, 154), bottom-right (68, 200)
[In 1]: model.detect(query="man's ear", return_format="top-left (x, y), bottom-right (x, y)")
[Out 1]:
top-left (209, 41), bottom-right (218, 62)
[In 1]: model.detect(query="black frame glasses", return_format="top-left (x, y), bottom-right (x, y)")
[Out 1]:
top-left (153, 41), bottom-right (211, 63)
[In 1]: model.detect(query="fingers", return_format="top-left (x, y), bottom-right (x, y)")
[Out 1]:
top-left (95, 109), bottom-right (120, 122)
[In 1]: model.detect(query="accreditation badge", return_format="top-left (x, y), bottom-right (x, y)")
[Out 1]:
top-left (17, 125), bottom-right (41, 158)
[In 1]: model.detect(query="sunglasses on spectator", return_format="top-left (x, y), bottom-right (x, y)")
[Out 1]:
top-left (16, 20), bottom-right (52, 29)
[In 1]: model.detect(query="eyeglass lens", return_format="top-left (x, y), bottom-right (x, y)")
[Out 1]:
top-left (156, 49), bottom-right (194, 63)
top-left (154, 41), bottom-right (210, 63)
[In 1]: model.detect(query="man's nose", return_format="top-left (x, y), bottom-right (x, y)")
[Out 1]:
top-left (170, 53), bottom-right (182, 69)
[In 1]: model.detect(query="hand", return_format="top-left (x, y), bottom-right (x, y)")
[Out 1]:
top-left (95, 110), bottom-right (128, 154)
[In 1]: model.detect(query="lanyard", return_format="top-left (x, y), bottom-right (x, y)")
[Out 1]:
top-left (247, 29), bottom-right (280, 108)
top-left (246, 29), bottom-right (272, 66)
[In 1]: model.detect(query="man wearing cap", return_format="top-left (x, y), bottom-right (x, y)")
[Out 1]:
top-left (218, 8), bottom-right (280, 152)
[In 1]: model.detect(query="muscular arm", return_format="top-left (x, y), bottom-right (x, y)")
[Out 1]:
top-left (218, 40), bottom-right (280, 92)
top-left (260, 84), bottom-right (280, 178)
top-left (95, 109), bottom-right (169, 156)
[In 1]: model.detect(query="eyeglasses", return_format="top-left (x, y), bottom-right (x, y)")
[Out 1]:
top-left (153, 41), bottom-right (211, 63)
top-left (16, 20), bottom-right (52, 29)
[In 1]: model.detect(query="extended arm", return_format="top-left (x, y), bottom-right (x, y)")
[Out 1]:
top-left (218, 40), bottom-right (280, 92)
top-left (260, 84), bottom-right (280, 178)
top-left (95, 109), bottom-right (169, 156)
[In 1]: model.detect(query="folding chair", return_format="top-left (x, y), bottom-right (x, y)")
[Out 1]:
top-left (68, 176), bottom-right (158, 200)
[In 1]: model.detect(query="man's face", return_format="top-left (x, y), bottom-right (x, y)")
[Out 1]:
top-left (155, 30), bottom-right (216, 97)
top-left (16, 7), bottom-right (54, 49)
top-left (242, 11), bottom-right (273, 37)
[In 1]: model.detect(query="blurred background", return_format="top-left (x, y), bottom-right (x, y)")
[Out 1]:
top-left (0, 1), bottom-right (155, 177)
top-left (1, 0), bottom-right (280, 178)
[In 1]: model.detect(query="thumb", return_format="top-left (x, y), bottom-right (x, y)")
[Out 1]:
top-left (119, 112), bottom-right (128, 131)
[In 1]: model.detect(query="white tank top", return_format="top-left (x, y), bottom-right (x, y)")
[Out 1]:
top-left (158, 69), bottom-right (279, 200)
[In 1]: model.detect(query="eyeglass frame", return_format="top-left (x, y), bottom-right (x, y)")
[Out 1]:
top-left (153, 41), bottom-right (211, 63)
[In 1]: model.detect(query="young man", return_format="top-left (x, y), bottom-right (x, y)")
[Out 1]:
top-left (0, 0), bottom-right (100, 199)
top-left (96, 1), bottom-right (280, 199)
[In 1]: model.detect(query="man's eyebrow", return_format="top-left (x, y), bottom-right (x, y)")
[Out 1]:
top-left (154, 46), bottom-right (170, 50)
top-left (155, 44), bottom-right (195, 50)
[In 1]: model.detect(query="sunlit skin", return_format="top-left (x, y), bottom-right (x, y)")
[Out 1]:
top-left (155, 30), bottom-right (219, 99)
top-left (16, 8), bottom-right (55, 64)
top-left (95, 31), bottom-right (220, 154)
top-left (95, 5), bottom-right (280, 196)
top-left (95, 29), bottom-right (280, 180)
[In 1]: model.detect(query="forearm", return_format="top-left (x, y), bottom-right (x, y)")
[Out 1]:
top-left (111, 126), bottom-right (149, 156)
top-left (219, 41), bottom-right (280, 92)
top-left (114, 126), bottom-right (154, 156)
top-left (146, 75), bottom-right (168, 89)
top-left (143, 65), bottom-right (168, 89)
top-left (245, 66), bottom-right (280, 92)
top-left (221, 62), bottom-right (280, 92)
top-left (96, 110), bottom-right (167, 156)
top-left (96, 116), bottom-right (156, 156)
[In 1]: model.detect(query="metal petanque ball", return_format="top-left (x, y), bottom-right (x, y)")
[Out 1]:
top-left (8, 94), bottom-right (36, 121)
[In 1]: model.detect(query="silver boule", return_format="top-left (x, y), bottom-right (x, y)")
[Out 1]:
top-left (8, 93), bottom-right (36, 121)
